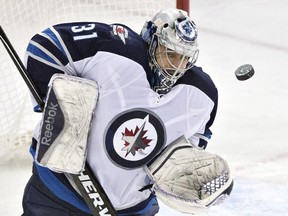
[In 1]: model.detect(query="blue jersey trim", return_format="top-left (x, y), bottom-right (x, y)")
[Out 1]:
top-left (118, 197), bottom-right (156, 216)
top-left (33, 104), bottom-right (42, 112)
top-left (29, 147), bottom-right (91, 214)
top-left (43, 28), bottom-right (66, 55)
top-left (27, 43), bottom-right (58, 65)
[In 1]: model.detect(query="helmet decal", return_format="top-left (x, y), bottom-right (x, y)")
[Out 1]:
top-left (175, 18), bottom-right (197, 42)
top-left (141, 21), bottom-right (157, 43)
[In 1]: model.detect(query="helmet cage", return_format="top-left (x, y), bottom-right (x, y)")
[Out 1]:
top-left (141, 9), bottom-right (200, 94)
top-left (149, 26), bottom-right (199, 92)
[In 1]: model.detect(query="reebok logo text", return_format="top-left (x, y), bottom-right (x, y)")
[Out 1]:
top-left (41, 102), bottom-right (58, 146)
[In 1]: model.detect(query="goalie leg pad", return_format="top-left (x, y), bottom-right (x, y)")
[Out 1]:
top-left (36, 74), bottom-right (98, 174)
top-left (145, 136), bottom-right (233, 214)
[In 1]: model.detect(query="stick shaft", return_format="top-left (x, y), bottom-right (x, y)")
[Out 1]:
top-left (72, 163), bottom-right (117, 216)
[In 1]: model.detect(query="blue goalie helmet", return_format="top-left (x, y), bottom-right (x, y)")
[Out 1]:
top-left (141, 8), bottom-right (199, 94)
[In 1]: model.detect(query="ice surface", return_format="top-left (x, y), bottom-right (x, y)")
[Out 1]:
top-left (1, 0), bottom-right (288, 215)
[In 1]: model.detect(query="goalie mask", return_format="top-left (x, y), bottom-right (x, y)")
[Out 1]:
top-left (141, 9), bottom-right (199, 94)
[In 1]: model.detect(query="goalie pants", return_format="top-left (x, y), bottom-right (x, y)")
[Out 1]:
top-left (21, 163), bottom-right (159, 216)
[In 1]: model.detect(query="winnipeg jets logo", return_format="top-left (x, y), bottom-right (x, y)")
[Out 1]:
top-left (121, 117), bottom-right (152, 157)
top-left (112, 25), bottom-right (128, 44)
top-left (105, 109), bottom-right (166, 168)
top-left (176, 19), bottom-right (197, 42)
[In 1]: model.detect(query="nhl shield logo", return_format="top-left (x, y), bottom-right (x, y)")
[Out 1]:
top-left (104, 109), bottom-right (166, 168)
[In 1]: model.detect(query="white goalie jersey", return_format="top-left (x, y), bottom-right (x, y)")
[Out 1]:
top-left (25, 22), bottom-right (218, 212)
top-left (83, 52), bottom-right (214, 209)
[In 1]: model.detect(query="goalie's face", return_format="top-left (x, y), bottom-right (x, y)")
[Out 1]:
top-left (150, 42), bottom-right (198, 94)
top-left (155, 44), bottom-right (189, 79)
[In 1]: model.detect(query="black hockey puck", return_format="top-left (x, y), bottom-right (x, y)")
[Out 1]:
top-left (235, 64), bottom-right (255, 81)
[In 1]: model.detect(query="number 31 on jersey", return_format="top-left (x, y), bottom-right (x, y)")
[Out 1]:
top-left (71, 23), bottom-right (98, 41)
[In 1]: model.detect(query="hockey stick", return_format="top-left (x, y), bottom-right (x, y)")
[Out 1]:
top-left (0, 25), bottom-right (117, 216)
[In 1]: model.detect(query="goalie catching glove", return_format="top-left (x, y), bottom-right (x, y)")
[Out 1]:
top-left (144, 136), bottom-right (233, 215)
top-left (35, 74), bottom-right (98, 174)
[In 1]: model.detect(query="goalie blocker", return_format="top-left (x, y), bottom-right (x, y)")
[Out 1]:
top-left (145, 136), bottom-right (233, 215)
top-left (35, 74), bottom-right (99, 174)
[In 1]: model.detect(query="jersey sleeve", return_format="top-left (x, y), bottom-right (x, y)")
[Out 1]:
top-left (177, 66), bottom-right (218, 149)
top-left (25, 26), bottom-right (73, 110)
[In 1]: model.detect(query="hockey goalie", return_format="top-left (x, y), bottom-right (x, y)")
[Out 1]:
top-left (21, 8), bottom-right (234, 216)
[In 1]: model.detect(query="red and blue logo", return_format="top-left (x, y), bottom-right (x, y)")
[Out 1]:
top-left (104, 109), bottom-right (166, 168)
